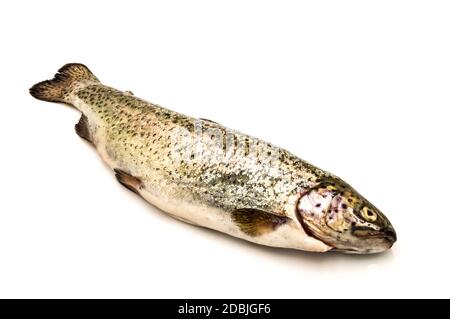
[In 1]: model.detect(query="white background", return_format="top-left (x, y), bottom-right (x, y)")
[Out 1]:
top-left (0, 0), bottom-right (449, 298)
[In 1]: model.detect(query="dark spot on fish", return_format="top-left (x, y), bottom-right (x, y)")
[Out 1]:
top-left (315, 203), bottom-right (321, 208)
top-left (341, 204), bottom-right (348, 209)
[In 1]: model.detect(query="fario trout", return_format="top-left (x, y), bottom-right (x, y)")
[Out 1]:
top-left (30, 63), bottom-right (397, 254)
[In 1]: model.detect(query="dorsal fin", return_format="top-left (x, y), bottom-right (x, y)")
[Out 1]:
top-left (200, 118), bottom-right (221, 126)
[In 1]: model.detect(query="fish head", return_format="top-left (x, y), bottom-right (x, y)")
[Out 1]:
top-left (296, 177), bottom-right (396, 254)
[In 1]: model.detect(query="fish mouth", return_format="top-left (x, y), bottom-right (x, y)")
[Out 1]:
top-left (384, 229), bottom-right (397, 244)
top-left (337, 227), bottom-right (397, 254)
top-left (352, 226), bottom-right (397, 244)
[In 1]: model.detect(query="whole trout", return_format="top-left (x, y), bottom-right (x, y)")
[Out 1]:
top-left (30, 63), bottom-right (397, 254)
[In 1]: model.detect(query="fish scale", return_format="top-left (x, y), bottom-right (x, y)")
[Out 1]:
top-left (76, 83), bottom-right (323, 212)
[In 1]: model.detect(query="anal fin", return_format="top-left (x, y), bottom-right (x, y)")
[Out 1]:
top-left (114, 169), bottom-right (143, 195)
top-left (75, 114), bottom-right (93, 143)
top-left (231, 208), bottom-right (290, 237)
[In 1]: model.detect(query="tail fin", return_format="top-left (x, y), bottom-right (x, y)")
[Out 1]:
top-left (29, 63), bottom-right (100, 104)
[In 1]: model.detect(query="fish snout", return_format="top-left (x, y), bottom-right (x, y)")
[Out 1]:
top-left (383, 227), bottom-right (397, 247)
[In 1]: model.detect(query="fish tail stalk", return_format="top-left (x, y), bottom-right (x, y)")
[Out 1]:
top-left (29, 63), bottom-right (100, 106)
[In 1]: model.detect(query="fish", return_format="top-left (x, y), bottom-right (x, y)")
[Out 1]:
top-left (29, 63), bottom-right (397, 254)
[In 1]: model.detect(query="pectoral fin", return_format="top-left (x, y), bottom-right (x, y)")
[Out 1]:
top-left (231, 208), bottom-right (290, 237)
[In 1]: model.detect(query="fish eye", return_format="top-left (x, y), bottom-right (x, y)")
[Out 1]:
top-left (361, 206), bottom-right (377, 222)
